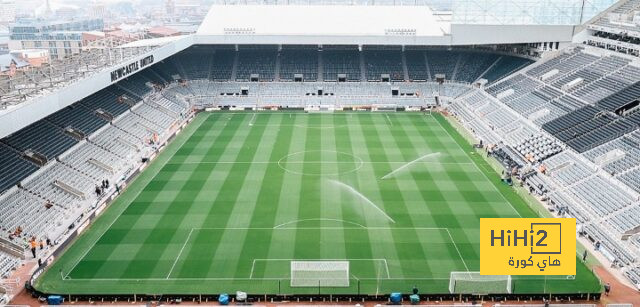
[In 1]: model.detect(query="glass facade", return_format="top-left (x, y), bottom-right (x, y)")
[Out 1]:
top-left (208, 0), bottom-right (614, 25)
top-left (9, 18), bottom-right (104, 41)
top-left (210, 0), bottom-right (450, 8)
top-left (451, 0), bottom-right (617, 25)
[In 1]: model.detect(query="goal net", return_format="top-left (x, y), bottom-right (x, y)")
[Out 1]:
top-left (290, 261), bottom-right (349, 287)
top-left (305, 106), bottom-right (335, 113)
top-left (372, 104), bottom-right (398, 112)
top-left (449, 272), bottom-right (511, 294)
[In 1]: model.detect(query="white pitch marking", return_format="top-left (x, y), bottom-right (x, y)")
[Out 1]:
top-left (430, 116), bottom-right (522, 217)
top-left (249, 113), bottom-right (257, 126)
top-left (445, 228), bottom-right (470, 272)
top-left (249, 259), bottom-right (256, 278)
top-left (61, 116), bottom-right (212, 279)
top-left (167, 161), bottom-right (472, 165)
top-left (385, 114), bottom-right (393, 126)
top-left (249, 258), bottom-right (390, 279)
top-left (272, 218), bottom-right (367, 229)
top-left (61, 277), bottom-right (454, 281)
top-left (166, 228), bottom-right (195, 279)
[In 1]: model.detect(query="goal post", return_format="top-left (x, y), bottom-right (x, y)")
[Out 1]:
top-left (372, 104), bottom-right (398, 112)
top-left (449, 271), bottom-right (512, 294)
top-left (290, 261), bottom-right (349, 287)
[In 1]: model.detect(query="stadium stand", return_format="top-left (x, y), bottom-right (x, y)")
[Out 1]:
top-left (0, 187), bottom-right (65, 241)
top-left (542, 105), bottom-right (636, 153)
top-left (454, 51), bottom-right (500, 83)
top-left (1, 121), bottom-right (78, 160)
top-left (427, 50), bottom-right (459, 80)
top-left (481, 56), bottom-right (533, 83)
top-left (19, 43), bottom-right (640, 295)
top-left (405, 49), bottom-right (430, 81)
top-left (591, 0), bottom-right (640, 34)
top-left (59, 141), bottom-right (128, 182)
top-left (149, 58), bottom-right (182, 83)
top-left (0, 59), bottom-right (193, 248)
top-left (21, 161), bottom-right (97, 210)
top-left (279, 46), bottom-right (319, 81)
top-left (210, 48), bottom-right (236, 81)
top-left (88, 124), bottom-right (143, 160)
top-left (172, 47), bottom-right (215, 80)
top-left (363, 47), bottom-right (404, 81)
top-left (236, 46), bottom-right (278, 81)
top-left (116, 75), bottom-right (154, 99)
top-left (0, 144), bottom-right (39, 194)
top-left (322, 46), bottom-right (362, 81)
top-left (514, 135), bottom-right (563, 163)
top-left (45, 104), bottom-right (108, 136)
top-left (0, 250), bottom-right (20, 278)
top-left (79, 87), bottom-right (135, 117)
top-left (452, 41), bottom-right (640, 289)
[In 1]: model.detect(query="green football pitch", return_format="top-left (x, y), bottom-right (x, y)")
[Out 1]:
top-left (36, 112), bottom-right (601, 295)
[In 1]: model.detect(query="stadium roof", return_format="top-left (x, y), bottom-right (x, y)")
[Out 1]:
top-left (197, 5), bottom-right (450, 37)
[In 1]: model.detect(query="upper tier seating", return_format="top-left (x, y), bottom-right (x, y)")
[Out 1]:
top-left (455, 52), bottom-right (499, 83)
top-left (323, 48), bottom-right (362, 81)
top-left (426, 50), bottom-right (458, 80)
top-left (593, 0), bottom-right (640, 32)
top-left (46, 104), bottom-right (107, 136)
top-left (80, 86), bottom-right (134, 117)
top-left (364, 49), bottom-right (404, 81)
top-left (279, 47), bottom-right (319, 81)
top-left (211, 49), bottom-right (236, 81)
top-left (405, 50), bottom-right (429, 81)
top-left (2, 121), bottom-right (78, 160)
top-left (482, 56), bottom-right (532, 83)
top-left (236, 47), bottom-right (278, 81)
top-left (0, 144), bottom-right (38, 193)
top-left (173, 49), bottom-right (214, 80)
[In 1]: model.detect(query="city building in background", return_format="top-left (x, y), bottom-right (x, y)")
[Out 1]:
top-left (0, 49), bottom-right (48, 76)
top-left (8, 18), bottom-right (104, 59)
top-left (0, 0), bottom-right (17, 24)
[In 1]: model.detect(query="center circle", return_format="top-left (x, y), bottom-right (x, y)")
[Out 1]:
top-left (277, 150), bottom-right (364, 176)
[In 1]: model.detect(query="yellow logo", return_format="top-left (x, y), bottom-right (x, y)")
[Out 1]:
top-left (480, 218), bottom-right (576, 275)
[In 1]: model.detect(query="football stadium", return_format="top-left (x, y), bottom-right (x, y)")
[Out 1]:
top-left (2, 0), bottom-right (640, 305)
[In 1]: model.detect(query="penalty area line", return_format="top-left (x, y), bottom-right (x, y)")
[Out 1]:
top-left (166, 228), bottom-right (195, 279)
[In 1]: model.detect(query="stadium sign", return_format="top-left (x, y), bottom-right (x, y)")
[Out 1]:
top-left (110, 55), bottom-right (154, 82)
top-left (480, 218), bottom-right (576, 275)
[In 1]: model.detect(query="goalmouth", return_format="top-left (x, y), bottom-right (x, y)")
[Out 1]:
top-left (372, 104), bottom-right (398, 112)
top-left (449, 271), bottom-right (512, 294)
top-left (291, 261), bottom-right (349, 287)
